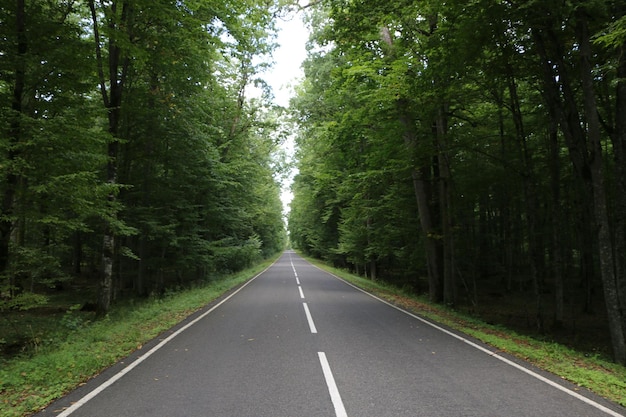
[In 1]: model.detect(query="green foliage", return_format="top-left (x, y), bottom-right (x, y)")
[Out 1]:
top-left (594, 15), bottom-right (626, 48)
top-left (60, 304), bottom-right (87, 331)
top-left (0, 291), bottom-right (48, 312)
top-left (289, 0), bottom-right (626, 360)
top-left (0, 0), bottom-right (287, 308)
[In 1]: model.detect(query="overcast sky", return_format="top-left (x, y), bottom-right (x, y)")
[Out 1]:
top-left (264, 12), bottom-right (309, 214)
top-left (267, 13), bottom-right (309, 108)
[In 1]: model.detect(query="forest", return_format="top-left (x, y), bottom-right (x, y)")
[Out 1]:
top-left (2, 0), bottom-right (626, 371)
top-left (287, 0), bottom-right (626, 365)
top-left (0, 0), bottom-right (288, 327)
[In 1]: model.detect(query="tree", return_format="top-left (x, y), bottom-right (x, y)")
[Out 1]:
top-left (518, 0), bottom-right (626, 364)
top-left (289, 0), bottom-right (626, 363)
top-left (1, 0), bottom-right (287, 316)
top-left (0, 0), bottom-right (109, 309)
top-left (85, 0), bottom-right (283, 312)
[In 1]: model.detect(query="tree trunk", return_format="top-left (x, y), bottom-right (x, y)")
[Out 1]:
top-left (73, 232), bottom-right (82, 276)
top-left (533, 26), bottom-right (597, 314)
top-left (578, 16), bottom-right (626, 365)
top-left (398, 99), bottom-right (443, 302)
top-left (613, 38), bottom-right (626, 339)
top-left (90, 0), bottom-right (129, 316)
top-left (435, 107), bottom-right (455, 306)
top-left (547, 116), bottom-right (565, 326)
top-left (506, 64), bottom-right (544, 330)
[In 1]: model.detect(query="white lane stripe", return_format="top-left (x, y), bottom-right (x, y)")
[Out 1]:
top-left (56, 262), bottom-right (277, 417)
top-left (303, 302), bottom-right (317, 333)
top-left (318, 352), bottom-right (348, 417)
top-left (290, 259), bottom-right (298, 276)
top-left (311, 264), bottom-right (624, 417)
top-left (299, 286), bottom-right (305, 299)
top-left (296, 277), bottom-right (300, 285)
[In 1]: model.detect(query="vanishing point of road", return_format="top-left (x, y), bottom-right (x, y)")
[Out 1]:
top-left (38, 251), bottom-right (625, 417)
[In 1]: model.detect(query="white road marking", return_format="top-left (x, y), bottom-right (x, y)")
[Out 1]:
top-left (303, 302), bottom-right (317, 333)
top-left (299, 286), bottom-right (305, 299)
top-left (296, 277), bottom-right (300, 285)
top-left (312, 263), bottom-right (625, 417)
top-left (55, 263), bottom-right (277, 416)
top-left (318, 352), bottom-right (348, 417)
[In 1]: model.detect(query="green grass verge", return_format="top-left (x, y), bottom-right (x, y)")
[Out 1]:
top-left (302, 256), bottom-right (626, 408)
top-left (0, 256), bottom-right (278, 417)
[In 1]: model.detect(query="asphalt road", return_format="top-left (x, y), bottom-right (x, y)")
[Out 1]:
top-left (39, 251), bottom-right (625, 417)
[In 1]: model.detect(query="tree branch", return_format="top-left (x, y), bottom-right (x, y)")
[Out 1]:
top-left (88, 0), bottom-right (110, 108)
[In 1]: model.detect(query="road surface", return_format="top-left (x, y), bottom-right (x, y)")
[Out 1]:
top-left (39, 251), bottom-right (625, 416)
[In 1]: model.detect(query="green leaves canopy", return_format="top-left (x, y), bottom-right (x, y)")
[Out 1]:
top-left (0, 0), bottom-right (287, 309)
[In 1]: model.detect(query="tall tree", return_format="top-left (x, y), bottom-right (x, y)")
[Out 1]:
top-left (290, 0), bottom-right (626, 363)
top-left (0, 0), bottom-right (108, 308)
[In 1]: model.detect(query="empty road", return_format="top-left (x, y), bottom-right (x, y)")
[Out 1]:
top-left (39, 251), bottom-right (625, 416)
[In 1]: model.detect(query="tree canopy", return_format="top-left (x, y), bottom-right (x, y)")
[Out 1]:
top-left (288, 0), bottom-right (626, 364)
top-left (0, 0), bottom-right (287, 314)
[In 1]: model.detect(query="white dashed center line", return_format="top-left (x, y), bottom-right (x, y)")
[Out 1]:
top-left (318, 352), bottom-right (348, 417)
top-left (292, 258), bottom-right (347, 415)
top-left (302, 302), bottom-right (317, 334)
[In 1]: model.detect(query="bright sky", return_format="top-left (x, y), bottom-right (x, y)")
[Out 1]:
top-left (267, 13), bottom-right (309, 108)
top-left (266, 12), bottom-right (309, 215)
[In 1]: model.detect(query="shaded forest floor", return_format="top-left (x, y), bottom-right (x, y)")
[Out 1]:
top-left (460, 288), bottom-right (613, 360)
top-left (0, 281), bottom-right (98, 360)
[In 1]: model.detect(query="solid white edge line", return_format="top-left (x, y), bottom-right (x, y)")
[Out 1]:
top-left (56, 261), bottom-right (278, 417)
top-left (318, 352), bottom-right (348, 417)
top-left (299, 286), bottom-right (305, 299)
top-left (303, 302), bottom-right (318, 333)
top-left (308, 261), bottom-right (625, 417)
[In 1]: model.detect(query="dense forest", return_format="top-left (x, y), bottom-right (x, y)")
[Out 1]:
top-left (288, 0), bottom-right (626, 364)
top-left (3, 0), bottom-right (626, 369)
top-left (0, 0), bottom-right (287, 319)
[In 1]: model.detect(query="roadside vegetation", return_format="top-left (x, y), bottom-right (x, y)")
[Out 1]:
top-left (303, 256), bottom-right (626, 409)
top-left (0, 257), bottom-right (278, 417)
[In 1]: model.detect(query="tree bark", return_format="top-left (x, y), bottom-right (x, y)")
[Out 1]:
top-left (578, 16), bottom-right (626, 365)
top-left (435, 107), bottom-right (455, 306)
top-left (547, 115), bottom-right (565, 326)
top-left (613, 37), bottom-right (626, 340)
top-left (90, 0), bottom-right (130, 316)
top-left (507, 66), bottom-right (544, 330)
top-left (398, 99), bottom-right (443, 302)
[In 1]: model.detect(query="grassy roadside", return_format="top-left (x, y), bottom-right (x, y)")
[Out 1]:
top-left (0, 256), bottom-right (279, 417)
top-left (302, 255), bottom-right (626, 409)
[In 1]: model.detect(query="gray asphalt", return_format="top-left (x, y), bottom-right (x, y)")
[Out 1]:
top-left (39, 251), bottom-right (625, 417)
